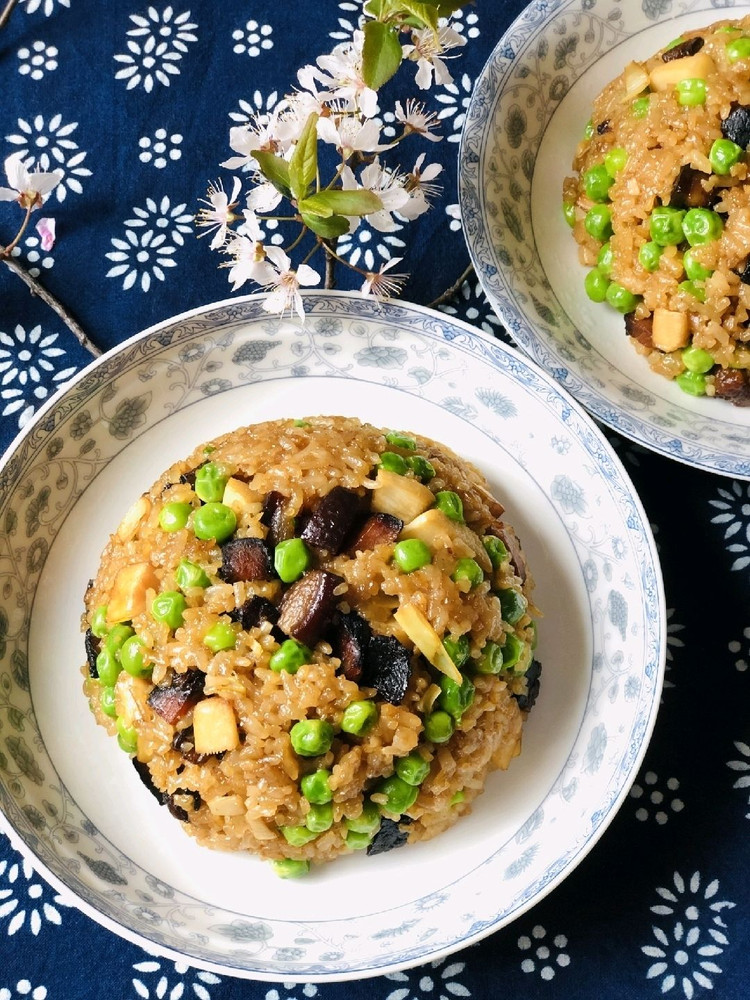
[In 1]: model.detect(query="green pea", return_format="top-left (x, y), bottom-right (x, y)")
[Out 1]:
top-left (563, 201), bottom-right (576, 227)
top-left (597, 242), bottom-right (614, 275)
top-left (483, 535), bottom-right (507, 569)
top-left (423, 710), bottom-right (454, 744)
top-left (584, 267), bottom-right (610, 303)
top-left (726, 36), bottom-right (750, 63)
top-left (203, 621), bottom-right (237, 653)
top-left (379, 451), bottom-right (408, 475)
top-left (443, 634), bottom-right (470, 670)
top-left (395, 752), bottom-right (430, 787)
top-left (274, 538), bottom-right (311, 583)
top-left (717, 25), bottom-right (741, 35)
top-left (290, 719), bottom-right (334, 757)
top-left (305, 802), bottom-right (334, 833)
top-left (450, 790), bottom-right (465, 806)
top-left (96, 648), bottom-right (120, 687)
top-left (584, 203), bottom-right (612, 242)
top-left (340, 700), bottom-right (378, 736)
top-left (345, 830), bottom-right (373, 851)
top-left (499, 588), bottom-right (528, 625)
top-left (451, 557), bottom-right (483, 590)
top-left (682, 345), bottom-right (714, 374)
top-left (393, 538), bottom-right (432, 573)
top-left (475, 640), bottom-right (504, 675)
top-left (159, 501), bottom-right (192, 533)
top-left (675, 371), bottom-right (707, 396)
top-left (175, 558), bottom-right (211, 590)
top-left (638, 241), bottom-right (663, 272)
top-left (271, 858), bottom-right (310, 878)
top-left (604, 147), bottom-right (628, 177)
top-left (583, 163), bottom-right (613, 203)
top-left (683, 248), bottom-right (713, 282)
top-left (119, 635), bottom-right (151, 677)
top-left (678, 279), bottom-right (706, 302)
top-left (631, 96), bottom-right (650, 119)
top-left (675, 78), bottom-right (707, 106)
top-left (709, 137), bottom-right (743, 175)
top-left (529, 619), bottom-right (539, 651)
top-left (100, 685), bottom-right (117, 718)
top-left (583, 119), bottom-right (594, 140)
top-left (116, 717), bottom-right (138, 754)
top-left (502, 633), bottom-right (524, 671)
top-left (270, 638), bottom-right (311, 674)
top-left (105, 623), bottom-right (135, 655)
top-left (438, 673), bottom-right (475, 722)
top-left (91, 605), bottom-right (109, 639)
top-left (375, 774), bottom-right (419, 815)
top-left (606, 283), bottom-right (641, 314)
top-left (151, 590), bottom-right (187, 631)
top-left (194, 462), bottom-right (229, 503)
top-left (192, 502), bottom-right (237, 543)
top-left (300, 769), bottom-right (332, 805)
top-left (293, 419), bottom-right (310, 427)
top-left (682, 208), bottom-right (723, 246)
top-left (345, 800), bottom-right (381, 834)
top-left (281, 825), bottom-right (318, 846)
top-left (649, 206), bottom-right (686, 246)
top-left (434, 491), bottom-right (464, 523)
top-left (406, 455), bottom-right (435, 482)
top-left (385, 431), bottom-right (417, 451)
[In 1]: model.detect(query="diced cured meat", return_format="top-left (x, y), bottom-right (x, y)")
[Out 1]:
top-left (347, 512), bottom-right (403, 553)
top-left (367, 816), bottom-right (411, 855)
top-left (722, 103), bottom-right (750, 149)
top-left (714, 368), bottom-right (750, 406)
top-left (361, 633), bottom-right (411, 705)
top-left (331, 610), bottom-right (372, 682)
top-left (662, 36), bottom-right (704, 62)
top-left (218, 537), bottom-right (274, 583)
top-left (85, 628), bottom-right (100, 678)
top-left (301, 486), bottom-right (366, 555)
top-left (261, 491), bottom-right (295, 546)
top-left (147, 669), bottom-right (205, 725)
top-left (277, 570), bottom-right (343, 646)
top-left (228, 595), bottom-right (279, 631)
top-left (625, 312), bottom-right (654, 348)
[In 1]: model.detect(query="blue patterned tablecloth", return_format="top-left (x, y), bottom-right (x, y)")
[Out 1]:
top-left (1, 2), bottom-right (748, 998)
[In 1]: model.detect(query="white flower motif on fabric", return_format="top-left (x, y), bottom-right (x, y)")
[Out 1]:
top-left (727, 741), bottom-right (750, 819)
top-left (384, 958), bottom-right (470, 1000)
top-left (114, 6), bottom-right (198, 93)
top-left (5, 115), bottom-right (91, 201)
top-left (9, 233), bottom-right (54, 278)
top-left (642, 871), bottom-right (735, 998)
top-left (138, 128), bottom-right (183, 168)
top-left (228, 90), bottom-right (280, 126)
top-left (0, 854), bottom-right (71, 936)
top-left (105, 229), bottom-right (177, 293)
top-left (337, 223), bottom-right (405, 271)
top-left (708, 481), bottom-right (750, 571)
top-left (450, 8), bottom-right (480, 40)
top-left (0, 324), bottom-right (77, 429)
top-left (264, 984), bottom-right (317, 1000)
top-left (0, 981), bottom-right (47, 1000)
top-left (518, 925), bottom-right (571, 980)
top-left (132, 954), bottom-right (221, 1000)
top-left (232, 19), bottom-right (273, 58)
top-left (17, 40), bottom-right (58, 80)
top-left (445, 203), bottom-right (461, 233)
top-left (20, 0), bottom-right (69, 16)
top-left (329, 2), bottom-right (363, 42)
top-left (434, 72), bottom-right (474, 143)
top-left (125, 195), bottom-right (193, 246)
top-left (438, 277), bottom-right (508, 341)
top-left (631, 771), bottom-right (684, 824)
top-left (727, 626), bottom-right (750, 672)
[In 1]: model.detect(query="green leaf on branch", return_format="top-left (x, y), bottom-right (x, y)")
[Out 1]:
top-left (289, 112), bottom-right (319, 201)
top-left (300, 189), bottom-right (384, 218)
top-left (252, 152), bottom-right (292, 199)
top-left (399, 1), bottom-right (439, 30)
top-left (301, 212), bottom-right (351, 239)
top-left (362, 20), bottom-right (403, 91)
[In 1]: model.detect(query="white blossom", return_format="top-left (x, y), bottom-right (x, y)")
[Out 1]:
top-left (400, 153), bottom-right (442, 221)
top-left (223, 233), bottom-right (275, 292)
top-left (403, 24), bottom-right (466, 90)
top-left (260, 246), bottom-right (320, 320)
top-left (196, 177), bottom-right (242, 249)
top-left (360, 257), bottom-right (407, 299)
top-left (358, 159), bottom-right (409, 232)
top-left (0, 152), bottom-right (62, 209)
top-left (313, 31), bottom-right (378, 117)
top-left (394, 99), bottom-right (441, 141)
top-left (317, 115), bottom-right (386, 156)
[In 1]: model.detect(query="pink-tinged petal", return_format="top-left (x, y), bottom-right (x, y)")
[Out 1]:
top-left (35, 217), bottom-right (56, 251)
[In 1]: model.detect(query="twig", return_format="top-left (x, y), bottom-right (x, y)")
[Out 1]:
top-left (2, 256), bottom-right (102, 358)
top-left (0, 0), bottom-right (19, 32)
top-left (324, 239), bottom-right (337, 289)
top-left (427, 261), bottom-right (475, 310)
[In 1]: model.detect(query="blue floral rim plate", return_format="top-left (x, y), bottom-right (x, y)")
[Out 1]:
top-left (0, 292), bottom-right (665, 980)
top-left (459, 0), bottom-right (750, 479)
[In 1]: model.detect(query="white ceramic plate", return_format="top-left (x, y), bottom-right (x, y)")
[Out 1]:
top-left (0, 292), bottom-right (664, 981)
top-left (460, 0), bottom-right (750, 478)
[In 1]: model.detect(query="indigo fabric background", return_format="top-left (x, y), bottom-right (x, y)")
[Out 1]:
top-left (0, 1), bottom-right (748, 998)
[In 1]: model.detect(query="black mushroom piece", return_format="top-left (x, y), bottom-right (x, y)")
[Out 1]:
top-left (737, 258), bottom-right (750, 286)
top-left (661, 35), bottom-right (704, 62)
top-left (179, 470), bottom-right (197, 488)
top-left (595, 119), bottom-right (611, 135)
top-left (714, 368), bottom-right (750, 406)
top-left (172, 725), bottom-right (218, 764)
top-left (218, 537), bottom-right (274, 583)
top-left (277, 569), bottom-right (344, 646)
top-left (625, 312), bottom-right (654, 349)
top-left (330, 610), bottom-right (372, 682)
top-left (301, 486), bottom-right (367, 555)
top-left (669, 164), bottom-right (711, 209)
top-left (347, 512), bottom-right (403, 554)
top-left (722, 103), bottom-right (750, 149)
top-left (361, 633), bottom-right (412, 705)
top-left (228, 594), bottom-right (280, 631)
top-left (85, 628), bottom-right (100, 678)
top-left (488, 521), bottom-right (528, 584)
top-left (261, 490), bottom-right (295, 547)
top-left (132, 759), bottom-right (201, 821)
top-left (366, 816), bottom-right (411, 856)
top-left (514, 659), bottom-right (542, 712)
top-left (147, 668), bottom-right (205, 725)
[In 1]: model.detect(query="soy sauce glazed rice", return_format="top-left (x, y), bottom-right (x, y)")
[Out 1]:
top-left (563, 17), bottom-right (750, 404)
top-left (82, 417), bottom-right (541, 878)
